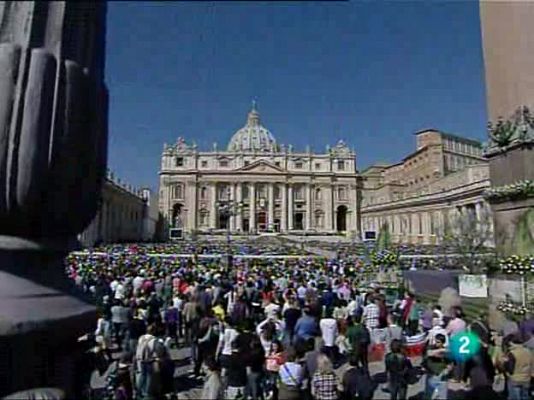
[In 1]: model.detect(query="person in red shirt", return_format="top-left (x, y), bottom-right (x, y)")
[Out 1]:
top-left (142, 278), bottom-right (154, 294)
top-left (401, 292), bottom-right (414, 329)
top-left (265, 340), bottom-right (285, 399)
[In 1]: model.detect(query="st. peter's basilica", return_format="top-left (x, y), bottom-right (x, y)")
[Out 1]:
top-left (158, 103), bottom-right (360, 237)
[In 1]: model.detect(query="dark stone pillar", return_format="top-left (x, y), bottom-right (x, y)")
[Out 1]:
top-left (0, 2), bottom-right (108, 397)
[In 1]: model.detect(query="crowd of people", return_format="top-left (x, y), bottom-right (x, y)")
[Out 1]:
top-left (66, 242), bottom-right (534, 400)
top-left (91, 238), bottom-right (314, 257)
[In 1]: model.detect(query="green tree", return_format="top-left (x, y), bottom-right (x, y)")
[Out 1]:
top-left (377, 221), bottom-right (392, 251)
top-left (440, 207), bottom-right (494, 273)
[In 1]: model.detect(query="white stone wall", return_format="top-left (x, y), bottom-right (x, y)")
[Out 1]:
top-left (78, 177), bottom-right (148, 247)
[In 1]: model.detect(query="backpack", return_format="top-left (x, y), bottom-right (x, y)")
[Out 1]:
top-left (356, 369), bottom-right (377, 398)
top-left (404, 363), bottom-right (419, 385)
top-left (387, 353), bottom-right (418, 385)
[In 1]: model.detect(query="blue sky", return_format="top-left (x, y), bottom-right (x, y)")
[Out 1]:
top-left (106, 1), bottom-right (487, 190)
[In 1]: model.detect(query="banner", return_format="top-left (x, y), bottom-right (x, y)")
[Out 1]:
top-left (459, 274), bottom-right (488, 298)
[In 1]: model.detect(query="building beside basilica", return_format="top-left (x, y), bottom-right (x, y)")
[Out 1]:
top-left (159, 104), bottom-right (360, 236)
top-left (360, 129), bottom-right (494, 246)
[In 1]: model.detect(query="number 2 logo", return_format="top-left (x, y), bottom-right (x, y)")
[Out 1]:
top-left (459, 336), bottom-right (470, 354)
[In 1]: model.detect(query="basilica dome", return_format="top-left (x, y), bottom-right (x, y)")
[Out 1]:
top-left (227, 103), bottom-right (278, 152)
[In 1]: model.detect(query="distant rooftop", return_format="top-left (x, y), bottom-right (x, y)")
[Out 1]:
top-left (413, 128), bottom-right (483, 147)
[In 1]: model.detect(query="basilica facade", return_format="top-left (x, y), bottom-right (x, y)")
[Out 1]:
top-left (159, 105), bottom-right (360, 236)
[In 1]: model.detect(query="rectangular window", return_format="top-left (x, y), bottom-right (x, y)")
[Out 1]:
top-left (201, 160), bottom-right (208, 168)
top-left (244, 161), bottom-right (250, 166)
top-left (294, 186), bottom-right (304, 200)
top-left (175, 157), bottom-right (184, 167)
top-left (338, 186), bottom-right (347, 201)
top-left (173, 184), bottom-right (184, 199)
top-left (275, 161), bottom-right (281, 167)
top-left (337, 160), bottom-right (345, 171)
top-left (200, 212), bottom-right (208, 226)
top-left (314, 212), bottom-right (323, 228)
top-left (295, 162), bottom-right (303, 169)
top-left (219, 160), bottom-right (228, 168)
top-left (218, 186), bottom-right (229, 200)
top-left (315, 163), bottom-right (321, 170)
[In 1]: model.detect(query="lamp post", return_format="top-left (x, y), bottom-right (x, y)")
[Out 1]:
top-left (216, 199), bottom-right (244, 270)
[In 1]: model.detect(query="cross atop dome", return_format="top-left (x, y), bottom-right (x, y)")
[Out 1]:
top-left (247, 99), bottom-right (261, 127)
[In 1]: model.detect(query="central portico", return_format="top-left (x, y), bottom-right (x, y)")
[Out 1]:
top-left (159, 104), bottom-right (360, 235)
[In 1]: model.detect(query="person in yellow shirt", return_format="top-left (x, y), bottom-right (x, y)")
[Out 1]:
top-left (213, 301), bottom-right (226, 322)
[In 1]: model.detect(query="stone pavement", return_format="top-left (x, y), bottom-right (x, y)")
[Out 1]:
top-left (169, 345), bottom-right (504, 400)
top-left (90, 342), bottom-right (504, 399)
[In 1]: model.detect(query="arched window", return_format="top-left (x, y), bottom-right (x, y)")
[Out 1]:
top-left (315, 188), bottom-right (322, 201)
top-left (200, 186), bottom-right (207, 200)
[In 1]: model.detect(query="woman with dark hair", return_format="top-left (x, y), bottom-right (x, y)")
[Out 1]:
top-left (265, 340), bottom-right (285, 400)
top-left (385, 339), bottom-right (411, 400)
top-left (226, 338), bottom-right (248, 400)
top-left (245, 336), bottom-right (266, 400)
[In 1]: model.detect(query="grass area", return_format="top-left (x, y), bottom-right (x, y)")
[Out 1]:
top-left (417, 292), bottom-right (488, 322)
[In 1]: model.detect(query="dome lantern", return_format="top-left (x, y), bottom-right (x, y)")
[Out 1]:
top-left (227, 101), bottom-right (277, 152)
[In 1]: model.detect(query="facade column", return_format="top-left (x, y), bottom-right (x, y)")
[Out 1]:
top-left (349, 184), bottom-right (358, 232)
top-left (235, 183), bottom-right (242, 232)
top-left (437, 209), bottom-right (444, 239)
top-left (305, 184), bottom-right (312, 230)
top-left (325, 185), bottom-right (333, 232)
top-left (210, 183), bottom-right (217, 229)
top-left (229, 183), bottom-right (236, 232)
top-left (448, 208), bottom-right (457, 235)
top-left (268, 183), bottom-right (275, 230)
top-left (281, 183), bottom-right (287, 232)
top-left (475, 202), bottom-right (482, 222)
top-left (288, 185), bottom-right (294, 230)
top-left (422, 212), bottom-right (431, 244)
top-left (188, 182), bottom-right (197, 233)
top-left (249, 182), bottom-right (256, 233)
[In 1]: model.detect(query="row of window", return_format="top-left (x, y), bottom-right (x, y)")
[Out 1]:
top-left (443, 139), bottom-right (481, 156)
top-left (170, 183), bottom-right (350, 201)
top-left (404, 151), bottom-right (430, 168)
top-left (197, 210), bottom-right (327, 228)
top-left (407, 173), bottom-right (433, 186)
top-left (444, 154), bottom-right (477, 171)
top-left (367, 213), bottom-right (439, 235)
top-left (367, 205), bottom-right (483, 236)
top-left (174, 157), bottom-right (348, 171)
